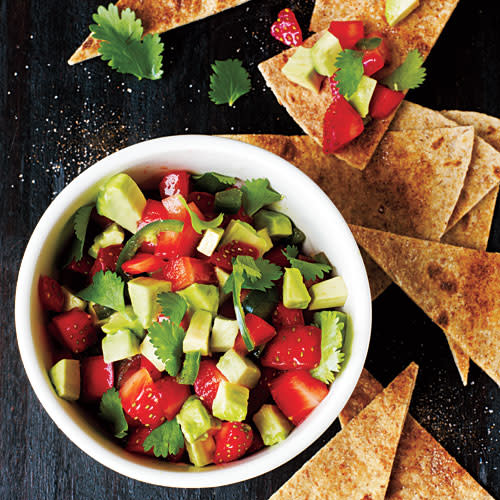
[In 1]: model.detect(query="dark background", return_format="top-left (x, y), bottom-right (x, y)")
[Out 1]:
top-left (1, 0), bottom-right (499, 498)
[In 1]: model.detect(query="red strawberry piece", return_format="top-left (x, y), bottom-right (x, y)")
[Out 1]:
top-left (210, 241), bottom-right (259, 272)
top-left (218, 297), bottom-right (236, 319)
top-left (38, 275), bottom-right (65, 312)
top-left (214, 422), bottom-right (254, 464)
top-left (140, 355), bottom-right (163, 382)
top-left (194, 359), bottom-right (227, 410)
top-left (66, 255), bottom-right (94, 275)
top-left (271, 8), bottom-right (303, 47)
top-left (115, 354), bottom-right (142, 390)
top-left (188, 191), bottom-right (216, 218)
top-left (50, 308), bottom-right (97, 354)
top-left (369, 83), bottom-right (404, 120)
top-left (120, 368), bottom-right (166, 429)
top-left (328, 75), bottom-right (342, 101)
top-left (247, 367), bottom-right (279, 417)
top-left (154, 376), bottom-right (191, 420)
top-left (159, 170), bottom-right (190, 199)
top-left (246, 429), bottom-right (264, 455)
top-left (90, 244), bottom-right (123, 277)
top-left (261, 325), bottom-right (322, 370)
top-left (221, 207), bottom-right (253, 228)
top-left (272, 303), bottom-right (305, 330)
top-left (263, 245), bottom-right (289, 268)
top-left (137, 199), bottom-right (169, 232)
top-left (126, 427), bottom-right (155, 456)
top-left (80, 355), bottom-right (114, 402)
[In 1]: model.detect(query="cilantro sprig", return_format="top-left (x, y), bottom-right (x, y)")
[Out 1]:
top-left (223, 256), bottom-right (282, 294)
top-left (241, 178), bottom-right (282, 216)
top-left (179, 195), bottom-right (224, 234)
top-left (90, 4), bottom-right (164, 80)
top-left (99, 388), bottom-right (128, 439)
top-left (78, 271), bottom-right (126, 312)
top-left (157, 292), bottom-right (188, 325)
top-left (192, 172), bottom-right (236, 194)
top-left (143, 419), bottom-right (184, 457)
top-left (334, 49), bottom-right (364, 99)
top-left (177, 351), bottom-right (201, 385)
top-left (148, 320), bottom-right (185, 376)
top-left (209, 59), bottom-right (251, 106)
top-left (282, 245), bottom-right (331, 281)
top-left (383, 49), bottom-right (426, 91)
top-left (66, 205), bottom-right (93, 265)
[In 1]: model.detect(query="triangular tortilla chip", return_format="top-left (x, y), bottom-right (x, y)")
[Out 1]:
top-left (269, 363), bottom-right (418, 500)
top-left (350, 225), bottom-right (500, 387)
top-left (339, 369), bottom-right (494, 499)
top-left (69, 0), bottom-right (251, 65)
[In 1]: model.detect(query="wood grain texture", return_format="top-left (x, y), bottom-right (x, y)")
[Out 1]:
top-left (0, 0), bottom-right (499, 499)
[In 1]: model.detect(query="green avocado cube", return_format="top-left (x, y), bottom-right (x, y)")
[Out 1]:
top-left (309, 276), bottom-right (348, 310)
top-left (61, 287), bottom-right (87, 312)
top-left (88, 223), bottom-right (125, 258)
top-left (177, 284), bottom-right (219, 315)
top-left (101, 305), bottom-right (145, 339)
top-left (215, 267), bottom-right (231, 304)
top-left (212, 381), bottom-right (249, 422)
top-left (385, 0), bottom-right (420, 27)
top-left (282, 46), bottom-right (324, 94)
top-left (283, 268), bottom-right (311, 309)
top-left (102, 329), bottom-right (140, 364)
top-left (128, 277), bottom-right (172, 329)
top-left (256, 228), bottom-right (274, 253)
top-left (254, 210), bottom-right (293, 239)
top-left (177, 396), bottom-right (212, 443)
top-left (49, 359), bottom-right (80, 401)
top-left (349, 75), bottom-right (377, 118)
top-left (253, 404), bottom-right (293, 446)
top-left (140, 334), bottom-right (165, 372)
top-left (183, 310), bottom-right (213, 355)
top-left (217, 349), bottom-right (261, 389)
top-left (311, 31), bottom-right (343, 77)
top-left (197, 227), bottom-right (224, 257)
top-left (210, 316), bottom-right (239, 352)
top-left (220, 220), bottom-right (269, 257)
top-left (96, 173), bottom-right (147, 233)
top-left (186, 435), bottom-right (216, 467)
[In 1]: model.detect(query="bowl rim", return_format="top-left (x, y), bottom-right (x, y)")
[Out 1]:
top-left (15, 134), bottom-right (372, 488)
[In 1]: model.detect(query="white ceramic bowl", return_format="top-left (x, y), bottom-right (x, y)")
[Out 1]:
top-left (16, 135), bottom-right (371, 488)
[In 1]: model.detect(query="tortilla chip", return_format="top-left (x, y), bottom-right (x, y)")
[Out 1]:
top-left (270, 363), bottom-right (418, 500)
top-left (69, 0), bottom-right (250, 65)
top-left (339, 369), bottom-right (494, 499)
top-left (391, 101), bottom-right (500, 230)
top-left (351, 225), bottom-right (500, 387)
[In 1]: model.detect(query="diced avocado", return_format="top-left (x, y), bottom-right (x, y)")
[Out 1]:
top-left (253, 404), bottom-right (293, 446)
top-left (186, 435), bottom-right (216, 467)
top-left (197, 227), bottom-right (224, 257)
top-left (217, 349), bottom-right (261, 389)
top-left (88, 302), bottom-right (115, 325)
top-left (211, 316), bottom-right (239, 352)
top-left (215, 266), bottom-right (231, 303)
top-left (212, 380), bottom-right (249, 422)
top-left (283, 268), bottom-right (311, 309)
top-left (282, 46), bottom-right (324, 94)
top-left (215, 188), bottom-right (243, 214)
top-left (220, 220), bottom-right (269, 257)
top-left (49, 359), bottom-right (80, 401)
top-left (96, 173), bottom-right (147, 233)
top-left (254, 210), bottom-right (293, 239)
top-left (257, 228), bottom-right (273, 253)
top-left (61, 287), bottom-right (87, 311)
top-left (311, 31), bottom-right (342, 77)
top-left (177, 396), bottom-right (212, 443)
top-left (385, 0), bottom-right (420, 26)
top-left (127, 277), bottom-right (172, 329)
top-left (102, 329), bottom-right (140, 363)
top-left (101, 305), bottom-right (145, 339)
top-left (140, 334), bottom-right (165, 372)
top-left (88, 223), bottom-right (125, 258)
top-left (349, 75), bottom-right (377, 118)
top-left (183, 310), bottom-right (213, 355)
top-left (309, 276), bottom-right (348, 310)
top-left (177, 284), bottom-right (219, 315)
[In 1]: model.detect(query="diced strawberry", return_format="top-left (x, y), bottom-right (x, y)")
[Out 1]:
top-left (270, 370), bottom-right (328, 425)
top-left (219, 298), bottom-right (236, 320)
top-left (263, 245), bottom-right (289, 268)
top-left (90, 244), bottom-right (123, 277)
top-left (210, 241), bottom-right (259, 272)
top-left (66, 255), bottom-right (94, 275)
top-left (126, 427), bottom-right (155, 456)
top-left (246, 429), bottom-right (264, 455)
top-left (214, 422), bottom-right (253, 464)
top-left (247, 367), bottom-right (279, 417)
top-left (271, 8), bottom-right (303, 47)
top-left (154, 376), bottom-right (191, 420)
top-left (38, 275), bottom-right (65, 312)
top-left (80, 355), bottom-right (114, 402)
top-left (272, 303), bottom-right (305, 330)
top-left (194, 359), bottom-right (227, 410)
top-left (261, 325), bottom-right (322, 370)
top-left (369, 84), bottom-right (404, 120)
top-left (234, 314), bottom-right (276, 354)
top-left (187, 191), bottom-right (216, 218)
top-left (361, 32), bottom-right (390, 76)
top-left (140, 355), bottom-right (163, 382)
top-left (50, 308), bottom-right (97, 354)
top-left (122, 253), bottom-right (165, 275)
top-left (328, 20), bottom-right (364, 49)
top-left (163, 256), bottom-right (216, 292)
top-left (115, 355), bottom-right (142, 390)
top-left (221, 207), bottom-right (253, 228)
top-left (159, 170), bottom-right (190, 199)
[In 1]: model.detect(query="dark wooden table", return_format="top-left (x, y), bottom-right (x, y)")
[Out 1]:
top-left (1, 0), bottom-right (499, 498)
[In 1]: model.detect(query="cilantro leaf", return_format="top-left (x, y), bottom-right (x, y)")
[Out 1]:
top-left (157, 292), bottom-right (187, 326)
top-left (177, 351), bottom-right (201, 385)
top-left (99, 388), bottom-right (128, 439)
top-left (310, 311), bottom-right (346, 384)
top-left (241, 178), bottom-right (282, 216)
top-left (382, 49), bottom-right (426, 91)
top-left (223, 256), bottom-right (283, 294)
top-left (143, 419), bottom-right (184, 458)
top-left (334, 49), bottom-right (364, 98)
top-left (148, 321), bottom-right (185, 376)
top-left (178, 195), bottom-right (224, 234)
top-left (192, 172), bottom-right (237, 194)
top-left (90, 4), bottom-right (164, 80)
top-left (282, 245), bottom-right (332, 282)
top-left (209, 59), bottom-right (251, 106)
top-left (355, 37), bottom-right (382, 51)
top-left (66, 205), bottom-right (93, 265)
top-left (78, 271), bottom-right (125, 312)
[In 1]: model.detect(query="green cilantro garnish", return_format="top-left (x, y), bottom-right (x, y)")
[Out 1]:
top-left (177, 351), bottom-right (201, 385)
top-left (192, 172), bottom-right (236, 194)
top-left (148, 320), bottom-right (185, 376)
top-left (282, 245), bottom-right (332, 282)
top-left (334, 49), bottom-right (364, 99)
top-left (310, 311), bottom-right (346, 384)
top-left (143, 419), bottom-right (184, 458)
top-left (231, 269), bottom-right (253, 350)
top-left (209, 59), bottom-right (251, 106)
top-left (241, 178), bottom-right (282, 216)
top-left (90, 4), bottom-right (164, 80)
top-left (99, 388), bottom-right (128, 439)
top-left (66, 205), bottom-right (93, 265)
top-left (78, 271), bottom-right (126, 312)
top-left (178, 195), bottom-right (224, 234)
top-left (157, 292), bottom-right (188, 326)
top-left (355, 37), bottom-right (382, 51)
top-left (382, 49), bottom-right (426, 91)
